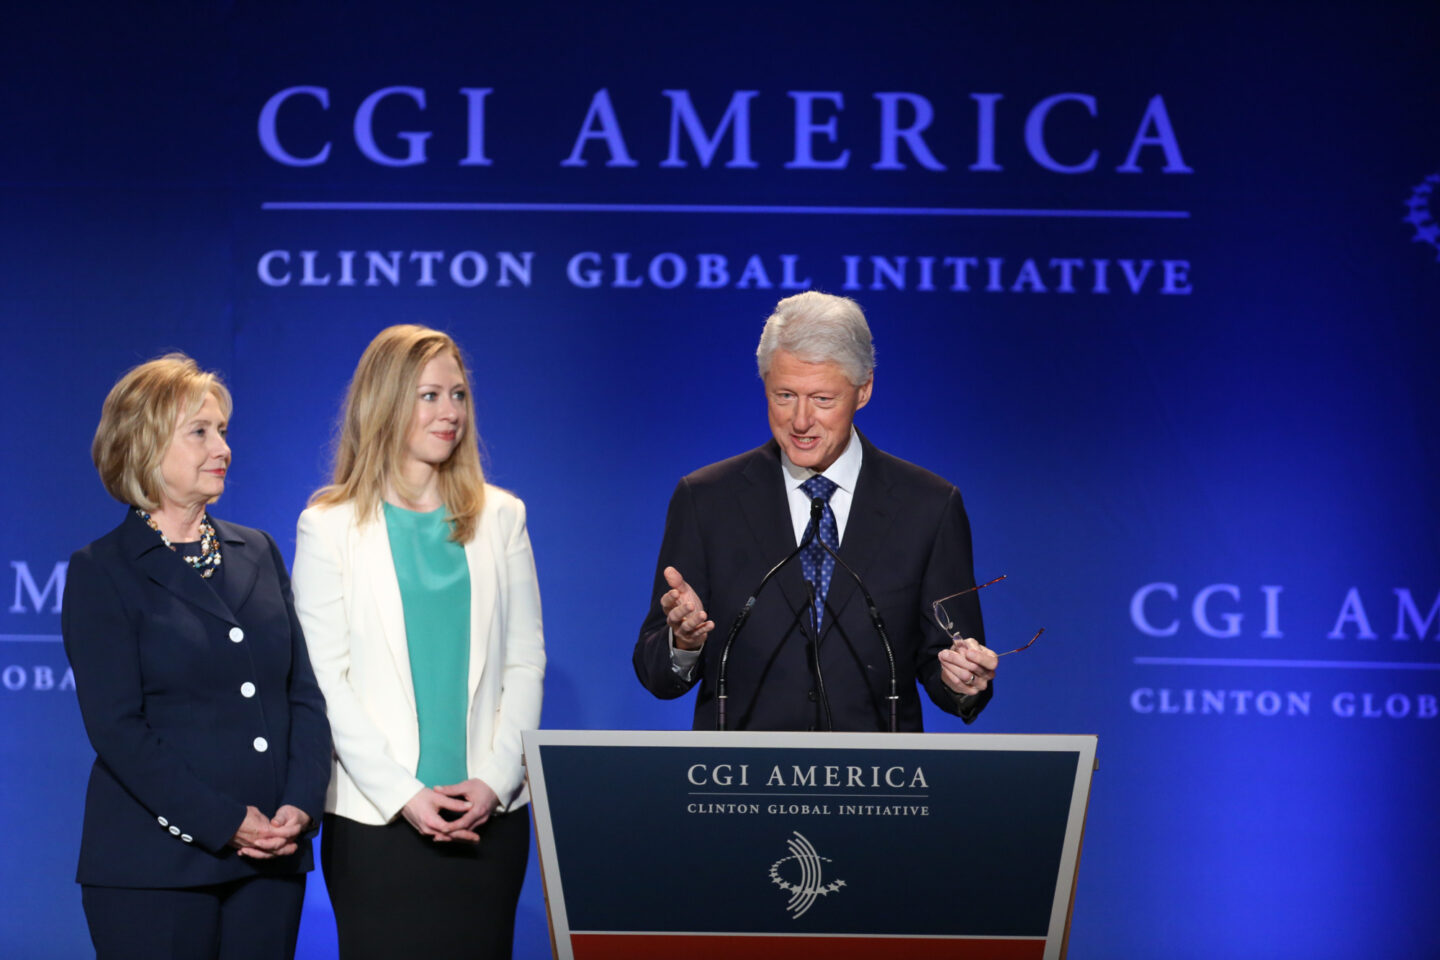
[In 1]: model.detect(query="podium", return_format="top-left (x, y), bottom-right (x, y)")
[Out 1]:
top-left (523, 730), bottom-right (1097, 960)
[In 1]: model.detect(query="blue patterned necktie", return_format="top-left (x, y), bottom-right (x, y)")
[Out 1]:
top-left (800, 474), bottom-right (840, 633)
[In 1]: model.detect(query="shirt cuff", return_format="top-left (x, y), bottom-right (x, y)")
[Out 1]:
top-left (668, 627), bottom-right (701, 681)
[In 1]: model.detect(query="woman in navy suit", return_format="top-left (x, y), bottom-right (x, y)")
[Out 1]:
top-left (62, 353), bottom-right (331, 959)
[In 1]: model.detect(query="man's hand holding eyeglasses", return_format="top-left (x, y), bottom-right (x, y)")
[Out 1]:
top-left (939, 636), bottom-right (998, 696)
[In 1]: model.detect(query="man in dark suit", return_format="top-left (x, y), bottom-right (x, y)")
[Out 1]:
top-left (634, 291), bottom-right (997, 731)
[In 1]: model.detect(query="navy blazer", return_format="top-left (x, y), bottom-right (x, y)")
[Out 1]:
top-left (62, 509), bottom-right (331, 888)
top-left (634, 434), bottom-right (990, 731)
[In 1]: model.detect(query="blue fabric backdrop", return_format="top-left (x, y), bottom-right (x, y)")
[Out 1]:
top-left (3, 2), bottom-right (1437, 957)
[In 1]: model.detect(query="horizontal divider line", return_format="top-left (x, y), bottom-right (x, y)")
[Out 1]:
top-left (261, 200), bottom-right (1190, 219)
top-left (1133, 656), bottom-right (1440, 670)
top-left (687, 792), bottom-right (928, 798)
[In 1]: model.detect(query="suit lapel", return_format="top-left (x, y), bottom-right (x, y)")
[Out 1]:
top-left (827, 433), bottom-right (896, 630)
top-left (123, 510), bottom-right (237, 627)
top-left (464, 533), bottom-right (496, 706)
top-left (356, 509), bottom-right (417, 712)
top-left (210, 518), bottom-right (258, 619)
top-left (136, 546), bottom-right (237, 626)
top-left (737, 443), bottom-right (807, 614)
top-left (127, 515), bottom-right (277, 630)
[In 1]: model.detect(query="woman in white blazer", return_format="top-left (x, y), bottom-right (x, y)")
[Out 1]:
top-left (292, 325), bottom-right (545, 959)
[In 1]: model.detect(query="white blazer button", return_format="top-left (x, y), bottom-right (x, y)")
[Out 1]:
top-left (253, 737), bottom-right (269, 752)
top-left (157, 816), bottom-right (169, 827)
top-left (168, 825), bottom-right (180, 836)
top-left (229, 627), bottom-right (244, 643)
top-left (240, 682), bottom-right (256, 698)
top-left (181, 834), bottom-right (193, 843)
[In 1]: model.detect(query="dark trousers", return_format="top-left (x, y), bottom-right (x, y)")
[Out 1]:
top-left (81, 874), bottom-right (305, 960)
top-left (321, 809), bottom-right (530, 959)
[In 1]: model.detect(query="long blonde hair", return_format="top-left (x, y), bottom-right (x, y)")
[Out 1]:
top-left (311, 325), bottom-right (485, 542)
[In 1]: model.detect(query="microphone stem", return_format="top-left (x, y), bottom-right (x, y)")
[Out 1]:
top-left (818, 536), bottom-right (902, 733)
top-left (807, 581), bottom-right (834, 731)
top-left (715, 509), bottom-right (821, 731)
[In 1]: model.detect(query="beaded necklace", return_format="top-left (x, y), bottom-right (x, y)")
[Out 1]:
top-left (135, 509), bottom-right (223, 578)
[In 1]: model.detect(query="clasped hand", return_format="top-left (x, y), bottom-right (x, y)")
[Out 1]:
top-left (230, 804), bottom-right (312, 859)
top-left (401, 779), bottom-right (499, 844)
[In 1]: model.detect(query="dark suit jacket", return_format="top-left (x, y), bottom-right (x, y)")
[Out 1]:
top-left (62, 509), bottom-right (331, 888)
top-left (634, 434), bottom-right (989, 731)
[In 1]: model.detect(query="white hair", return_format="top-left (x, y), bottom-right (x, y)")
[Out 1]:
top-left (755, 291), bottom-right (875, 386)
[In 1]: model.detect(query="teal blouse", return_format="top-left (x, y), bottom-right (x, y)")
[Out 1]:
top-left (382, 502), bottom-right (470, 787)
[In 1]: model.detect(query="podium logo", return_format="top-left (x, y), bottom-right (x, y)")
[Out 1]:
top-left (768, 831), bottom-right (845, 919)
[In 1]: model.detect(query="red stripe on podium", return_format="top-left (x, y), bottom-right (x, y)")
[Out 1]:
top-left (570, 933), bottom-right (1046, 959)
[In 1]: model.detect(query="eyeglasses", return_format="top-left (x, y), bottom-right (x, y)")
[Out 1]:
top-left (931, 574), bottom-right (1045, 656)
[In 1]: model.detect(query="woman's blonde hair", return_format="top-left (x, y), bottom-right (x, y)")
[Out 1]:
top-left (311, 324), bottom-right (486, 542)
top-left (92, 353), bottom-right (233, 511)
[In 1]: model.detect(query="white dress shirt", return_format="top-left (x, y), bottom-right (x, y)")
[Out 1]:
top-left (779, 425), bottom-right (863, 545)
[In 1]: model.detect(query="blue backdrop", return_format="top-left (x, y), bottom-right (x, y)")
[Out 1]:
top-left (3, 2), bottom-right (1438, 957)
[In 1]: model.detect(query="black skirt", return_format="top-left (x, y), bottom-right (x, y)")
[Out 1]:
top-left (320, 809), bottom-right (531, 959)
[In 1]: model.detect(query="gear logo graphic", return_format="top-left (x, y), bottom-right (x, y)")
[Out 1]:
top-left (768, 831), bottom-right (846, 918)
top-left (1404, 172), bottom-right (1440, 261)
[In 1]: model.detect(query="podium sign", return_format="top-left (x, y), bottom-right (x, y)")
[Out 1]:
top-left (523, 731), bottom-right (1097, 960)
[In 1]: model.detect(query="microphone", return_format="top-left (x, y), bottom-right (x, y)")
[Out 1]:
top-left (807, 496), bottom-right (902, 732)
top-left (715, 499), bottom-right (825, 730)
top-left (805, 579), bottom-right (835, 731)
